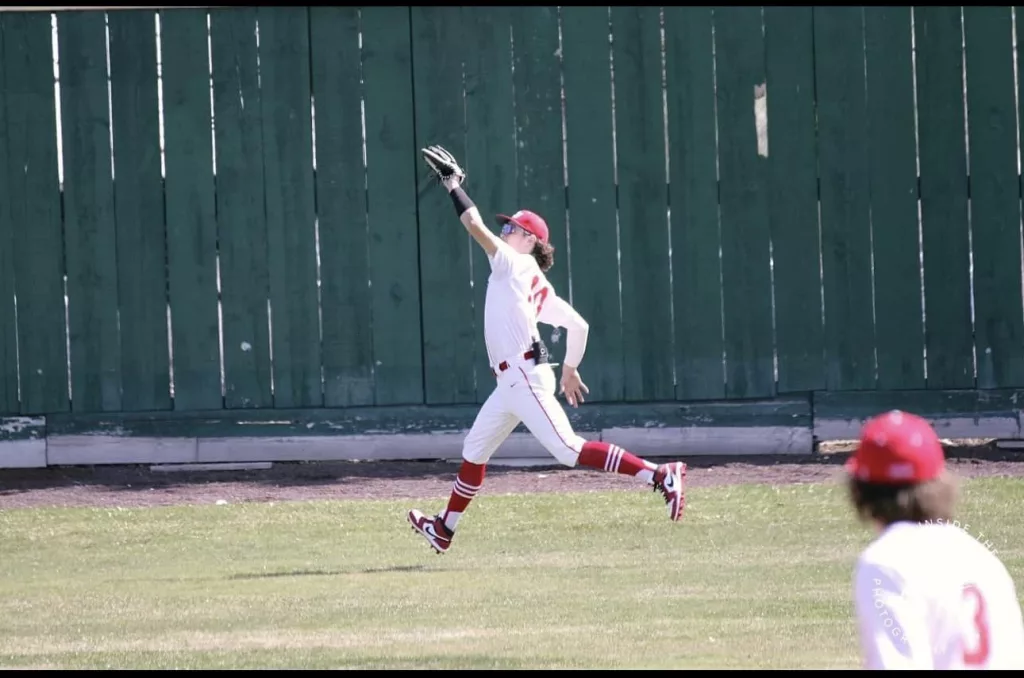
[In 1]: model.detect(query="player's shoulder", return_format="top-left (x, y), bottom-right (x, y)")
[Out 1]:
top-left (491, 238), bottom-right (518, 259)
top-left (491, 241), bottom-right (536, 279)
top-left (857, 523), bottom-right (935, 581)
top-left (854, 543), bottom-right (901, 587)
top-left (511, 252), bottom-right (545, 280)
top-left (493, 239), bottom-right (531, 263)
top-left (862, 521), bottom-right (1007, 585)
top-left (920, 521), bottom-right (1003, 567)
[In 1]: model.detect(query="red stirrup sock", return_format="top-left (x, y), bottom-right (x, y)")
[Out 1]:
top-left (441, 460), bottom-right (486, 532)
top-left (577, 441), bottom-right (657, 484)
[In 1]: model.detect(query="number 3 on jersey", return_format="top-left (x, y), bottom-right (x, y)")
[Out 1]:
top-left (529, 276), bottom-right (549, 317)
top-left (962, 583), bottom-right (991, 666)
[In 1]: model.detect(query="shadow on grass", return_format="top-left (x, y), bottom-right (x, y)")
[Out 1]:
top-left (227, 564), bottom-right (429, 580)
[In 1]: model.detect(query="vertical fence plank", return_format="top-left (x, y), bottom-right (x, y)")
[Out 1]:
top-left (511, 7), bottom-right (568, 299)
top-left (463, 6), bottom-right (518, 403)
top-left (361, 7), bottom-right (424, 406)
top-left (160, 9), bottom-right (222, 410)
top-left (764, 6), bottom-right (824, 394)
top-left (310, 7), bottom-right (374, 407)
top-left (0, 25), bottom-right (19, 415)
top-left (108, 10), bottom-right (170, 411)
top-left (1018, 8), bottom-right (1024, 344)
top-left (258, 7), bottom-right (323, 409)
top-left (864, 7), bottom-right (925, 390)
top-left (964, 6), bottom-right (1024, 389)
top-left (3, 12), bottom-right (70, 415)
top-left (58, 11), bottom-right (122, 413)
top-left (666, 6), bottom-right (725, 402)
top-left (611, 7), bottom-right (673, 401)
top-left (915, 7), bottom-right (975, 389)
top-left (814, 7), bottom-right (876, 391)
top-left (210, 8), bottom-right (272, 409)
top-left (712, 7), bottom-right (775, 400)
top-left (562, 5), bottom-right (624, 403)
top-left (411, 6), bottom-right (476, 405)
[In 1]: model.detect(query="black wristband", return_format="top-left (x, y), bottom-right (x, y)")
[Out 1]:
top-left (449, 186), bottom-right (475, 217)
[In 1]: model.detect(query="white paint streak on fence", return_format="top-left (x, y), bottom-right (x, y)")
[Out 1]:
top-left (754, 82), bottom-right (768, 158)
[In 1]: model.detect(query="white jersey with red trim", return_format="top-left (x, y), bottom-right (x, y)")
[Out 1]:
top-left (483, 239), bottom-right (580, 369)
top-left (853, 521), bottom-right (1024, 670)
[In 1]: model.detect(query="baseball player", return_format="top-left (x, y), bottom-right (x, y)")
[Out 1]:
top-left (845, 410), bottom-right (1024, 669)
top-left (407, 145), bottom-right (687, 554)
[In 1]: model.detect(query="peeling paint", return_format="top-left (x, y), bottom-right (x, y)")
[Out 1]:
top-left (0, 417), bottom-right (43, 435)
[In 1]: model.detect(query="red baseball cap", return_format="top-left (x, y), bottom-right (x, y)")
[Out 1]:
top-left (845, 410), bottom-right (945, 484)
top-left (497, 210), bottom-right (549, 243)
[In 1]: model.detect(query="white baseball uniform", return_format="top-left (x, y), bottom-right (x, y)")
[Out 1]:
top-left (854, 520), bottom-right (1024, 670)
top-left (462, 238), bottom-right (589, 467)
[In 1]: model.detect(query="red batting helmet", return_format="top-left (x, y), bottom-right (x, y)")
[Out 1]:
top-left (496, 209), bottom-right (549, 244)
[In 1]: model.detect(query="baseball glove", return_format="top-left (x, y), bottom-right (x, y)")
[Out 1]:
top-left (421, 145), bottom-right (466, 185)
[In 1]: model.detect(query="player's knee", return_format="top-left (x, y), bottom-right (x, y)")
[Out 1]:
top-left (549, 449), bottom-right (576, 468)
top-left (461, 443), bottom-right (489, 466)
top-left (546, 435), bottom-right (585, 468)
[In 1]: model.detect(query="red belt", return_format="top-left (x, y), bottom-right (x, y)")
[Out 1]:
top-left (492, 349), bottom-right (536, 377)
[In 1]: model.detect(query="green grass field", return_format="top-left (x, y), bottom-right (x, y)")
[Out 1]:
top-left (2, 477), bottom-right (1023, 669)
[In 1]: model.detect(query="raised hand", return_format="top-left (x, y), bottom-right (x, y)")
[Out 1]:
top-left (421, 145), bottom-right (466, 189)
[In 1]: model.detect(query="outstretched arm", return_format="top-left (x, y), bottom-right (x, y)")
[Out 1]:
top-left (421, 145), bottom-right (503, 259)
top-left (443, 176), bottom-right (501, 258)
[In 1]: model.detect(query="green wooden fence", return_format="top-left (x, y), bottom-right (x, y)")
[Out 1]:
top-left (2, 6), bottom-right (1024, 463)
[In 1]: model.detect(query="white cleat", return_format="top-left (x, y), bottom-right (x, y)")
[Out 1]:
top-left (653, 461), bottom-right (687, 521)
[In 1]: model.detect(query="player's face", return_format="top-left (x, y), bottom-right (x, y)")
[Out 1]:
top-left (500, 222), bottom-right (537, 254)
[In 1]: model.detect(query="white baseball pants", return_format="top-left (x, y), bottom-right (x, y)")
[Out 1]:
top-left (461, 355), bottom-right (586, 467)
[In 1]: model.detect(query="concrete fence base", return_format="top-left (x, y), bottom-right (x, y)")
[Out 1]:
top-left (2, 389), bottom-right (1022, 469)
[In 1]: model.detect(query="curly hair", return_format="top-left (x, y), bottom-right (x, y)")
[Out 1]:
top-left (532, 241), bottom-right (555, 272)
top-left (847, 472), bottom-right (958, 527)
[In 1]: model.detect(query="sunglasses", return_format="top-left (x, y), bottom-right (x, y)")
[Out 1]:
top-left (501, 222), bottom-right (534, 238)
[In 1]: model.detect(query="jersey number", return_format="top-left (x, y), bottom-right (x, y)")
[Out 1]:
top-left (962, 584), bottom-right (991, 666)
top-left (529, 276), bottom-right (549, 316)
